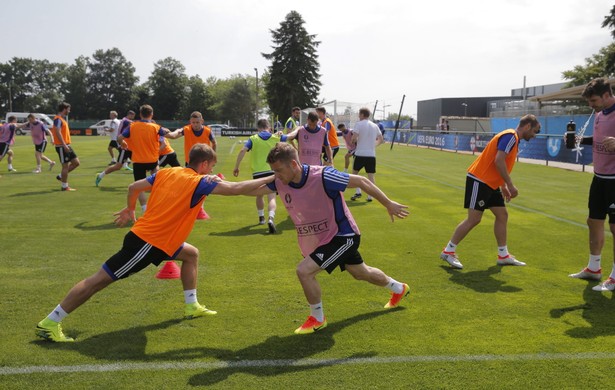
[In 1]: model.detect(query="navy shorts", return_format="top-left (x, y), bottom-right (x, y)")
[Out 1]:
top-left (158, 152), bottom-right (181, 167)
top-left (309, 235), bottom-right (363, 274)
top-left (588, 175), bottom-right (615, 223)
top-left (117, 149), bottom-right (132, 164)
top-left (353, 156), bottom-right (376, 173)
top-left (0, 142), bottom-right (10, 158)
top-left (103, 231), bottom-right (181, 280)
top-left (133, 162), bottom-right (158, 181)
top-left (35, 140), bottom-right (48, 153)
top-left (464, 176), bottom-right (505, 211)
top-left (55, 145), bottom-right (78, 163)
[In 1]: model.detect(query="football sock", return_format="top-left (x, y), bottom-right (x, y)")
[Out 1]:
top-left (36, 165), bottom-right (41, 170)
top-left (257, 209), bottom-right (264, 217)
top-left (355, 188), bottom-right (361, 195)
top-left (47, 304), bottom-right (68, 323)
top-left (444, 241), bottom-right (457, 253)
top-left (8, 164), bottom-right (13, 170)
top-left (498, 246), bottom-right (509, 257)
top-left (386, 277), bottom-right (404, 294)
top-left (184, 289), bottom-right (197, 304)
top-left (61, 182), bottom-right (68, 189)
top-left (99, 171), bottom-right (106, 178)
top-left (310, 302), bottom-right (324, 322)
top-left (268, 211), bottom-right (275, 219)
top-left (610, 268), bottom-right (615, 280)
top-left (587, 254), bottom-right (602, 272)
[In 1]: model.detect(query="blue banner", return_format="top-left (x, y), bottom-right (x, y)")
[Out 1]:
top-left (389, 130), bottom-right (593, 165)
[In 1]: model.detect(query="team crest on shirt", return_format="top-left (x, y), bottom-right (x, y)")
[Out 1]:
top-left (285, 193), bottom-right (292, 203)
top-left (478, 200), bottom-right (485, 207)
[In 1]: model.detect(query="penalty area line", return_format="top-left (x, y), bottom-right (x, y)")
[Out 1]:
top-left (2, 352), bottom-right (615, 375)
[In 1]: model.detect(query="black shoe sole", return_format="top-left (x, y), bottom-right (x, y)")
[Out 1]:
top-left (268, 221), bottom-right (277, 234)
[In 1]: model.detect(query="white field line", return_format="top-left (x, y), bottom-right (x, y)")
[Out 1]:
top-left (2, 352), bottom-right (615, 375)
top-left (379, 161), bottom-right (588, 229)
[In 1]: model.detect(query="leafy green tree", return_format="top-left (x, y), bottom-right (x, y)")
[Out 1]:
top-left (148, 57), bottom-right (189, 119)
top-left (131, 83), bottom-right (151, 111)
top-left (262, 10), bottom-right (321, 120)
top-left (0, 58), bottom-right (65, 114)
top-left (562, 43), bottom-right (615, 86)
top-left (63, 56), bottom-right (89, 118)
top-left (602, 4), bottom-right (615, 39)
top-left (178, 75), bottom-right (214, 120)
top-left (86, 48), bottom-right (138, 118)
top-left (209, 75), bottom-right (256, 126)
top-left (563, 6), bottom-right (615, 86)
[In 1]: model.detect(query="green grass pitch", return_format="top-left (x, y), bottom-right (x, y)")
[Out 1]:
top-left (0, 136), bottom-right (613, 389)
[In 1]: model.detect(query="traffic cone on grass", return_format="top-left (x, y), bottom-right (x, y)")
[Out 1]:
top-left (156, 261), bottom-right (181, 279)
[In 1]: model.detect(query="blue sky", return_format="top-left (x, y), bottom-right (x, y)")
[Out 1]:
top-left (3, 0), bottom-right (613, 118)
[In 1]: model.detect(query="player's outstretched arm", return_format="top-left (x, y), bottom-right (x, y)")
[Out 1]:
top-left (165, 129), bottom-right (183, 139)
top-left (233, 148), bottom-right (248, 177)
top-left (286, 128), bottom-right (299, 141)
top-left (347, 174), bottom-right (409, 221)
top-left (211, 176), bottom-right (275, 196)
top-left (114, 179), bottom-right (152, 226)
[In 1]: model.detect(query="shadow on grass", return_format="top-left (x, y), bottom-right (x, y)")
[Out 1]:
top-left (74, 221), bottom-right (118, 231)
top-left (33, 309), bottom-right (401, 386)
top-left (187, 308), bottom-right (400, 386)
top-left (97, 186), bottom-right (127, 193)
top-left (9, 189), bottom-right (57, 197)
top-left (209, 216), bottom-right (294, 237)
top-left (345, 200), bottom-right (369, 209)
top-left (441, 265), bottom-right (522, 293)
top-left (549, 282), bottom-right (615, 338)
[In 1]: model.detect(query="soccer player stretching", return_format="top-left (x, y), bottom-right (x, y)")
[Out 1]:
top-left (36, 144), bottom-right (274, 342)
top-left (254, 143), bottom-right (409, 334)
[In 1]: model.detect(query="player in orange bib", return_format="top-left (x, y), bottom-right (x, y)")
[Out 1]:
top-left (166, 111), bottom-right (217, 219)
top-left (440, 114), bottom-right (541, 270)
top-left (316, 107), bottom-right (339, 164)
top-left (35, 144), bottom-right (274, 342)
top-left (52, 102), bottom-right (80, 191)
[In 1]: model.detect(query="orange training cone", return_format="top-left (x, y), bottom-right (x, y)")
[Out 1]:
top-left (156, 261), bottom-right (181, 279)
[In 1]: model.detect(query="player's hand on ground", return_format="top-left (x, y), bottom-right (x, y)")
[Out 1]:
top-left (386, 201), bottom-right (409, 222)
top-left (114, 208), bottom-right (136, 227)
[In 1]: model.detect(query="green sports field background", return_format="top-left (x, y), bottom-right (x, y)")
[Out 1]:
top-left (1, 136), bottom-right (613, 389)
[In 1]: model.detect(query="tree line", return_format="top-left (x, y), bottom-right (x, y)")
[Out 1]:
top-left (0, 48), bottom-right (264, 125)
top-left (0, 10), bottom-right (325, 126)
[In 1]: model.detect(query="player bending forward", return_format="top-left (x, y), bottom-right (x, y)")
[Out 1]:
top-left (35, 144), bottom-right (274, 342)
top-left (253, 143), bottom-right (410, 334)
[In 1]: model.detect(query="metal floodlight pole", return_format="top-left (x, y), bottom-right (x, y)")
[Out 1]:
top-left (254, 68), bottom-right (258, 126)
top-left (390, 94), bottom-right (406, 151)
top-left (372, 100), bottom-right (378, 121)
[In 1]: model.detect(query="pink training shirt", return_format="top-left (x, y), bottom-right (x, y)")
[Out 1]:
top-left (341, 129), bottom-right (355, 152)
top-left (0, 123), bottom-right (15, 144)
top-left (297, 125), bottom-right (329, 165)
top-left (593, 110), bottom-right (615, 176)
top-left (274, 165), bottom-right (360, 257)
top-left (29, 120), bottom-right (48, 145)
